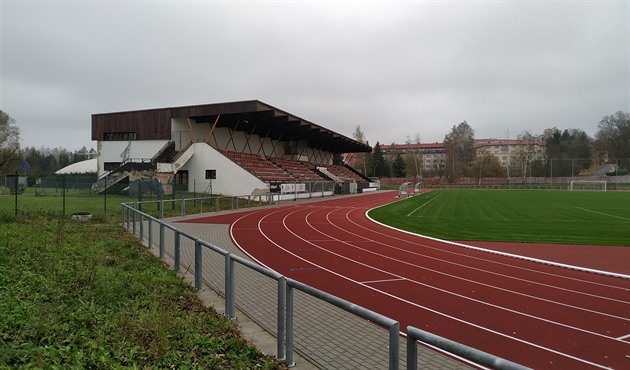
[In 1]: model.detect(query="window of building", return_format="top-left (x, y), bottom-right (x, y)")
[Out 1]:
top-left (103, 132), bottom-right (137, 141)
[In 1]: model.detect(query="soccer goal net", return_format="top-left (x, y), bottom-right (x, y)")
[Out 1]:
top-left (569, 180), bottom-right (607, 192)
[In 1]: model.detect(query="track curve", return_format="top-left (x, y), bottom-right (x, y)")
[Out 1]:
top-left (185, 191), bottom-right (630, 369)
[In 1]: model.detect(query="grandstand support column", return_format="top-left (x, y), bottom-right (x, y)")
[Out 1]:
top-left (186, 117), bottom-right (198, 142)
top-left (204, 114), bottom-right (220, 145)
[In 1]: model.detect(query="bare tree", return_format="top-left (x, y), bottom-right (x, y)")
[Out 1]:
top-left (444, 121), bottom-right (475, 180)
top-left (0, 110), bottom-right (21, 172)
top-left (595, 111), bottom-right (630, 161)
top-left (352, 125), bottom-right (369, 175)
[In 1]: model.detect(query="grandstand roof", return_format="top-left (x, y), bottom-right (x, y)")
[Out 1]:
top-left (55, 158), bottom-right (97, 174)
top-left (92, 100), bottom-right (371, 153)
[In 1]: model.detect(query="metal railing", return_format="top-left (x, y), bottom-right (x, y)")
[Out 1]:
top-left (122, 198), bottom-right (531, 370)
top-left (407, 327), bottom-right (530, 370)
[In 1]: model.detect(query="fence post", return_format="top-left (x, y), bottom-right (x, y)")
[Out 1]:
top-left (216, 196), bottom-right (220, 212)
top-left (159, 200), bottom-right (164, 219)
top-left (226, 254), bottom-right (235, 319)
top-left (132, 205), bottom-right (137, 235)
top-left (194, 239), bottom-right (203, 291)
top-left (389, 322), bottom-right (400, 370)
top-left (174, 230), bottom-right (181, 272)
top-left (147, 217), bottom-right (153, 249)
top-left (139, 213), bottom-right (144, 242)
top-left (180, 199), bottom-right (185, 217)
top-left (277, 277), bottom-right (286, 360)
top-left (285, 284), bottom-right (295, 367)
top-left (407, 334), bottom-right (418, 370)
top-left (159, 223), bottom-right (165, 260)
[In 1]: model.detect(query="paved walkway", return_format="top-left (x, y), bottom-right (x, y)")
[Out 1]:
top-left (137, 195), bottom-right (473, 369)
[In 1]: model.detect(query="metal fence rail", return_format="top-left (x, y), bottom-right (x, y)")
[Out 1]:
top-left (122, 198), bottom-right (530, 370)
top-left (406, 327), bottom-right (531, 370)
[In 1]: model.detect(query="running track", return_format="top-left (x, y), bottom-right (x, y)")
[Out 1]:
top-left (181, 191), bottom-right (630, 369)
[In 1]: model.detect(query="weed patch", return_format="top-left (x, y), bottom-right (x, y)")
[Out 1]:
top-left (0, 213), bottom-right (286, 369)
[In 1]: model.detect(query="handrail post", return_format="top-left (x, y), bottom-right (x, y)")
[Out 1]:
top-left (226, 254), bottom-right (236, 319)
top-left (277, 277), bottom-right (286, 360)
top-left (389, 322), bottom-right (400, 370)
top-left (407, 333), bottom-right (418, 370)
top-left (174, 230), bottom-right (181, 272)
top-left (159, 222), bottom-right (165, 260)
top-left (286, 284), bottom-right (295, 367)
top-left (147, 217), bottom-right (153, 249)
top-left (139, 214), bottom-right (144, 242)
top-left (194, 239), bottom-right (203, 291)
top-left (132, 205), bottom-right (137, 235)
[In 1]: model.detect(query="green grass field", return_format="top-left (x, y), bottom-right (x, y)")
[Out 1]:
top-left (368, 190), bottom-right (630, 246)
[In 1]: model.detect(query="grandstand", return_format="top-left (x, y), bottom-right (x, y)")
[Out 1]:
top-left (91, 100), bottom-right (374, 196)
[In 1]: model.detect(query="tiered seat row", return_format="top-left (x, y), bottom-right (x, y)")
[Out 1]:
top-left (222, 150), bottom-right (294, 183)
top-left (325, 165), bottom-right (367, 181)
top-left (221, 150), bottom-right (366, 184)
top-left (270, 157), bottom-right (328, 181)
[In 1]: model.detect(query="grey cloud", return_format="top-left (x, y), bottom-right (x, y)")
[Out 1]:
top-left (1, 1), bottom-right (627, 151)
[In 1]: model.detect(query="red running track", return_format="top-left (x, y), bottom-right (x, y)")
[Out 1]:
top-left (181, 191), bottom-right (630, 369)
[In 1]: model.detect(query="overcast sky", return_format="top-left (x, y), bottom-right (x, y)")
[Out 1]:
top-left (2, 0), bottom-right (629, 152)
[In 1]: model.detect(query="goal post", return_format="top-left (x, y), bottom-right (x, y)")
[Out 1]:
top-left (569, 180), bottom-right (607, 192)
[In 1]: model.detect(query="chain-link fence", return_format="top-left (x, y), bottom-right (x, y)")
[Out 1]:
top-left (381, 158), bottom-right (630, 190)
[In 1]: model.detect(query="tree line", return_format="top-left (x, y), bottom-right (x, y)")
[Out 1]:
top-left (350, 110), bottom-right (630, 179)
top-left (0, 110), bottom-right (95, 182)
top-left (2, 109), bottom-right (629, 182)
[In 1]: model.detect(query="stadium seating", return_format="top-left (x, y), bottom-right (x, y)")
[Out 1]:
top-left (221, 150), bottom-right (367, 184)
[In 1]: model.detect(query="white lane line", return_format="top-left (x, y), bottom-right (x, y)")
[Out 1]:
top-left (617, 333), bottom-right (630, 340)
top-left (328, 210), bottom-right (630, 322)
top-left (575, 207), bottom-right (630, 221)
top-left (249, 206), bottom-right (614, 369)
top-left (305, 209), bottom-right (630, 334)
top-left (406, 192), bottom-right (444, 217)
top-left (361, 208), bottom-right (630, 288)
top-left (343, 209), bottom-right (630, 305)
top-left (362, 278), bottom-right (406, 284)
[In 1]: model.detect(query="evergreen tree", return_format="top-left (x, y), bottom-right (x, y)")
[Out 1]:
top-left (392, 153), bottom-right (406, 177)
top-left (372, 142), bottom-right (389, 177)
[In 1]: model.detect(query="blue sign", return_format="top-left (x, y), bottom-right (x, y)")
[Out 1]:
top-left (21, 161), bottom-right (29, 170)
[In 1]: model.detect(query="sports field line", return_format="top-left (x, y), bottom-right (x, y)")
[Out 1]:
top-left (575, 207), bottom-right (630, 221)
top-left (406, 191), bottom-right (444, 217)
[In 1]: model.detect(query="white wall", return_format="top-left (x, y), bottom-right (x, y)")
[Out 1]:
top-left (96, 140), bottom-right (167, 176)
top-left (179, 142), bottom-right (267, 195)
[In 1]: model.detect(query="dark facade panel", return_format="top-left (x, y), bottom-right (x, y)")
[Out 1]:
top-left (171, 100), bottom-right (260, 119)
top-left (92, 108), bottom-right (172, 141)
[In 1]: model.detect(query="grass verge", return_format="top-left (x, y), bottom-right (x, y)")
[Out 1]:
top-left (0, 212), bottom-right (286, 369)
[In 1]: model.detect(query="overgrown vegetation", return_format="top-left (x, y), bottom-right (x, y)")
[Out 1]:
top-left (0, 212), bottom-right (286, 369)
